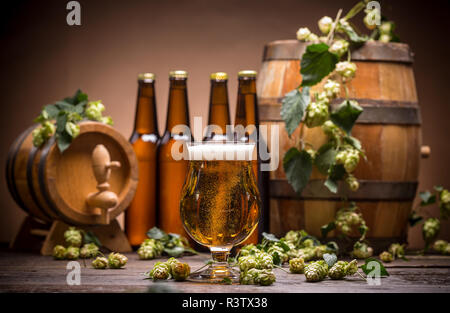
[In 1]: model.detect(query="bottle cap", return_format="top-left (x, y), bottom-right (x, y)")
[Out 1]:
top-left (169, 70), bottom-right (188, 79)
top-left (210, 72), bottom-right (228, 80)
top-left (238, 70), bottom-right (257, 78)
top-left (138, 73), bottom-right (155, 81)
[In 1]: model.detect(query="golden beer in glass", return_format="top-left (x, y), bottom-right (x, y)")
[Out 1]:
top-left (180, 142), bottom-right (261, 283)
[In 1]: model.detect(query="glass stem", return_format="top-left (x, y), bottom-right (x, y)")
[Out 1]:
top-left (210, 247), bottom-right (230, 270)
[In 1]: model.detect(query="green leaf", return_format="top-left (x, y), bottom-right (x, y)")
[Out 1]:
top-left (321, 221), bottom-right (336, 238)
top-left (315, 143), bottom-right (337, 175)
top-left (434, 185), bottom-right (444, 193)
top-left (83, 231), bottom-right (102, 247)
top-left (146, 227), bottom-right (168, 241)
top-left (74, 100), bottom-right (87, 114)
top-left (361, 258), bottom-right (389, 277)
top-left (408, 211), bottom-right (423, 227)
top-left (278, 240), bottom-right (291, 252)
top-left (262, 232), bottom-right (279, 243)
top-left (300, 43), bottom-right (339, 87)
top-left (343, 135), bottom-right (362, 151)
top-left (221, 277), bottom-right (233, 285)
top-left (300, 235), bottom-right (321, 246)
top-left (323, 253), bottom-right (337, 267)
top-left (55, 101), bottom-right (76, 112)
top-left (281, 88), bottom-right (310, 136)
top-left (272, 251), bottom-right (281, 266)
top-left (163, 246), bottom-right (185, 257)
top-left (283, 148), bottom-right (313, 195)
top-left (56, 131), bottom-right (72, 153)
top-left (43, 104), bottom-right (60, 119)
top-left (419, 191), bottom-right (436, 206)
top-left (324, 163), bottom-right (346, 193)
top-left (326, 241), bottom-right (339, 253)
top-left (330, 100), bottom-right (363, 134)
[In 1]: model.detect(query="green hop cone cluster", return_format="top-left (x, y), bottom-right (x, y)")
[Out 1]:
top-left (289, 257), bottom-right (305, 274)
top-left (433, 240), bottom-right (450, 255)
top-left (328, 260), bottom-right (358, 280)
top-left (335, 61), bottom-right (357, 82)
top-left (352, 241), bottom-right (373, 259)
top-left (53, 245), bottom-right (67, 260)
top-left (318, 16), bottom-right (333, 34)
top-left (137, 238), bottom-right (164, 260)
top-left (66, 247), bottom-right (80, 260)
top-left (439, 189), bottom-right (450, 219)
top-left (335, 206), bottom-right (367, 236)
top-left (108, 252), bottom-right (128, 269)
top-left (336, 146), bottom-right (360, 174)
top-left (147, 257), bottom-right (190, 281)
top-left (346, 175), bottom-right (359, 192)
top-left (32, 121), bottom-right (56, 147)
top-left (64, 227), bottom-right (82, 248)
top-left (92, 257), bottom-right (108, 269)
top-left (323, 80), bottom-right (341, 99)
top-left (388, 243), bottom-right (405, 259)
top-left (304, 260), bottom-right (329, 282)
top-left (296, 27), bottom-right (318, 42)
top-left (238, 251), bottom-right (274, 272)
top-left (284, 231), bottom-right (302, 244)
top-left (329, 39), bottom-right (349, 57)
top-left (422, 218), bottom-right (440, 247)
top-left (85, 101), bottom-right (112, 125)
top-left (304, 100), bottom-right (329, 128)
top-left (80, 243), bottom-right (99, 259)
top-left (267, 244), bottom-right (289, 264)
top-left (379, 251), bottom-right (394, 263)
top-left (240, 268), bottom-right (276, 286)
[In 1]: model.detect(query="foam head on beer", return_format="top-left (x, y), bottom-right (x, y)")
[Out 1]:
top-left (187, 142), bottom-right (255, 161)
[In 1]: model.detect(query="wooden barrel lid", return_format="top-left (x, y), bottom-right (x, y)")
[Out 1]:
top-left (39, 121), bottom-right (138, 225)
top-left (262, 39), bottom-right (414, 63)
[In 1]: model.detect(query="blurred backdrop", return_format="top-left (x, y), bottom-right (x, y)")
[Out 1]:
top-left (1, 0), bottom-right (449, 248)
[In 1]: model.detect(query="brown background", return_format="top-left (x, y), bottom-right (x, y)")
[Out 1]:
top-left (1, 0), bottom-right (449, 248)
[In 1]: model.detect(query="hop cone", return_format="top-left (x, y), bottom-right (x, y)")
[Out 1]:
top-left (304, 260), bottom-right (328, 282)
top-left (108, 252), bottom-right (128, 269)
top-left (53, 245), bottom-right (67, 260)
top-left (137, 244), bottom-right (156, 260)
top-left (64, 227), bottom-right (82, 247)
top-left (171, 262), bottom-right (190, 281)
top-left (80, 243), bottom-right (99, 259)
top-left (379, 251), bottom-right (393, 263)
top-left (66, 247), bottom-right (80, 260)
top-left (289, 257), bottom-right (305, 274)
top-left (238, 255), bottom-right (258, 272)
top-left (328, 261), bottom-right (347, 280)
top-left (423, 218), bottom-right (440, 244)
top-left (92, 257), bottom-right (108, 269)
top-left (150, 262), bottom-right (170, 280)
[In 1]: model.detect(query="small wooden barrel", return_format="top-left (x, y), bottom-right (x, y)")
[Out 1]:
top-left (257, 40), bottom-right (426, 248)
top-left (5, 121), bottom-right (138, 226)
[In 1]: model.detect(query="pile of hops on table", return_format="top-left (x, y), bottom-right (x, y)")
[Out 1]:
top-left (52, 227), bottom-right (128, 269)
top-left (52, 227), bottom-right (99, 260)
top-left (145, 257), bottom-right (190, 281)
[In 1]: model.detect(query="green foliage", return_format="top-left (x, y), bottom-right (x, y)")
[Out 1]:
top-left (300, 43), bottom-right (339, 87)
top-left (330, 100), bottom-right (363, 134)
top-left (281, 88), bottom-right (310, 136)
top-left (283, 148), bottom-right (313, 194)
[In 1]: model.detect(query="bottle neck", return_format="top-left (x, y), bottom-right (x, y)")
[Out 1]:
top-left (134, 81), bottom-right (158, 134)
top-left (207, 80), bottom-right (230, 134)
top-left (235, 78), bottom-right (259, 128)
top-left (165, 78), bottom-right (190, 132)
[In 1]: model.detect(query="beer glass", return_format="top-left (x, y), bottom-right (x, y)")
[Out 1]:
top-left (179, 142), bottom-right (261, 283)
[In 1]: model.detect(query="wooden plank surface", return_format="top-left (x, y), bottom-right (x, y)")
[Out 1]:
top-left (0, 250), bottom-right (449, 293)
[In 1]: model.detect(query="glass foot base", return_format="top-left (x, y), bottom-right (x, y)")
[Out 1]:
top-left (188, 265), bottom-right (240, 284)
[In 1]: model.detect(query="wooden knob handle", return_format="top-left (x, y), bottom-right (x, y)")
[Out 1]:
top-left (421, 145), bottom-right (431, 158)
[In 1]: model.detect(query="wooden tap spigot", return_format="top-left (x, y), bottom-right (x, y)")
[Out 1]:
top-left (86, 144), bottom-right (121, 224)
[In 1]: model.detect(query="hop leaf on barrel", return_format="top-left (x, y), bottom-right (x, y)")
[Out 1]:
top-left (64, 227), bottom-right (82, 248)
top-left (108, 252), bottom-right (128, 269)
top-left (53, 245), bottom-right (67, 260)
top-left (92, 257), bottom-right (108, 269)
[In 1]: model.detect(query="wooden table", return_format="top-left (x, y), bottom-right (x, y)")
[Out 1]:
top-left (1, 250), bottom-right (449, 293)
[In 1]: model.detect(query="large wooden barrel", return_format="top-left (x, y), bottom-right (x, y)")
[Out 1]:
top-left (257, 40), bottom-right (427, 249)
top-left (6, 121), bottom-right (138, 226)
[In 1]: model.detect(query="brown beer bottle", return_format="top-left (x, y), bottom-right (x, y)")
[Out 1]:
top-left (203, 72), bottom-right (230, 142)
top-left (158, 70), bottom-right (191, 237)
top-left (235, 70), bottom-right (270, 244)
top-left (126, 73), bottom-right (160, 248)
